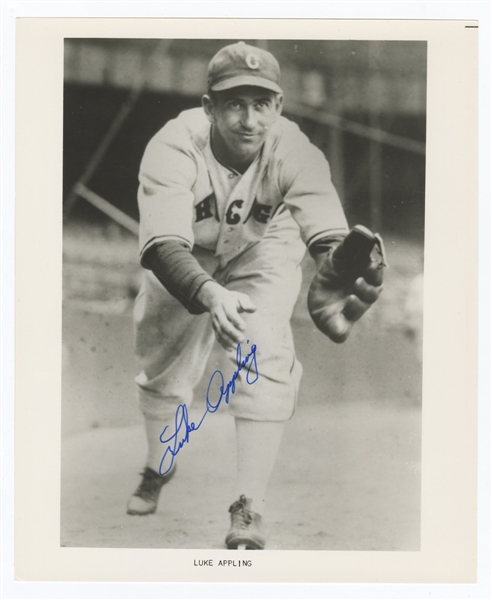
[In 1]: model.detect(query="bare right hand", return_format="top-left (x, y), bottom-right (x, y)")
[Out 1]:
top-left (196, 281), bottom-right (257, 351)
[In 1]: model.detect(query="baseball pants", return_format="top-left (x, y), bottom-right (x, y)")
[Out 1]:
top-left (134, 211), bottom-right (306, 422)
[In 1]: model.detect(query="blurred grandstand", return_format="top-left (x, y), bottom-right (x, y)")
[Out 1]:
top-left (63, 39), bottom-right (426, 239)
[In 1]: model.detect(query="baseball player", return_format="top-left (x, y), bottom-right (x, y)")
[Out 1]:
top-left (127, 41), bottom-right (384, 550)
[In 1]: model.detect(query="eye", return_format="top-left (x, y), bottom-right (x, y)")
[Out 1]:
top-left (228, 101), bottom-right (242, 109)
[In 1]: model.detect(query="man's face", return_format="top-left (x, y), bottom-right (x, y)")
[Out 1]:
top-left (203, 86), bottom-right (283, 168)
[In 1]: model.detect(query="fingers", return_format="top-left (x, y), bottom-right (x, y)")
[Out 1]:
top-left (223, 293), bottom-right (255, 331)
top-left (214, 329), bottom-right (238, 352)
top-left (343, 294), bottom-right (370, 323)
top-left (237, 294), bottom-right (257, 314)
top-left (211, 292), bottom-right (256, 352)
top-left (364, 262), bottom-right (384, 287)
top-left (325, 313), bottom-right (353, 343)
top-left (344, 264), bottom-right (384, 323)
top-left (212, 307), bottom-right (244, 351)
top-left (310, 303), bottom-right (353, 343)
top-left (213, 325), bottom-right (240, 351)
top-left (353, 277), bottom-right (383, 304)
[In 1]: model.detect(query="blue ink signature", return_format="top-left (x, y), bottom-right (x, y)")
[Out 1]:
top-left (158, 341), bottom-right (259, 475)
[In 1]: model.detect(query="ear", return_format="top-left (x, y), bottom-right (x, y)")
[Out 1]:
top-left (274, 94), bottom-right (284, 118)
top-left (202, 94), bottom-right (216, 124)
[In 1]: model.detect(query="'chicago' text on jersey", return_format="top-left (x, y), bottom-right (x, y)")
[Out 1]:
top-left (194, 194), bottom-right (274, 226)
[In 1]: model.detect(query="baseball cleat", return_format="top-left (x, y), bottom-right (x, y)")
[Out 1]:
top-left (126, 465), bottom-right (176, 516)
top-left (225, 495), bottom-right (265, 550)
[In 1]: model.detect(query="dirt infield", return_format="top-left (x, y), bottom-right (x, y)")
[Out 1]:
top-left (61, 401), bottom-right (420, 551)
top-left (61, 223), bottom-right (422, 550)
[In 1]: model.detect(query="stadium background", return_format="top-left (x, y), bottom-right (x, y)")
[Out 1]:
top-left (63, 39), bottom-right (426, 236)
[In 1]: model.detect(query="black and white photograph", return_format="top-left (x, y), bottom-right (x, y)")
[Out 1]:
top-left (61, 37), bottom-right (426, 552)
top-left (6, 9), bottom-right (485, 591)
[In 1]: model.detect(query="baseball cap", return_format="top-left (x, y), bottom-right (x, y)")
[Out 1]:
top-left (207, 41), bottom-right (283, 94)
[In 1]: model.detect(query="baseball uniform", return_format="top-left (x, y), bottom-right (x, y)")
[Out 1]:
top-left (134, 106), bottom-right (348, 422)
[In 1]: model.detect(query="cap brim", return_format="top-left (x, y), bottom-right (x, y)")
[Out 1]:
top-left (210, 75), bottom-right (282, 94)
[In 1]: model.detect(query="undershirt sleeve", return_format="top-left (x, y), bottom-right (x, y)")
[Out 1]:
top-left (143, 235), bottom-right (345, 314)
top-left (141, 241), bottom-right (215, 315)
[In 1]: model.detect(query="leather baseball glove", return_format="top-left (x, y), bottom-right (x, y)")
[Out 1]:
top-left (307, 225), bottom-right (387, 343)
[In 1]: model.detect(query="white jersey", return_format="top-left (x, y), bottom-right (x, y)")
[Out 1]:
top-left (137, 107), bottom-right (348, 264)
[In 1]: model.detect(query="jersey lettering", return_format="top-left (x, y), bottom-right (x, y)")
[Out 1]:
top-left (225, 199), bottom-right (244, 225)
top-left (195, 195), bottom-right (214, 222)
top-left (252, 199), bottom-right (272, 224)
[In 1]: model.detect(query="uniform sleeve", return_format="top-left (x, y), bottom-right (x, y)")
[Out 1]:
top-left (142, 241), bottom-right (214, 315)
top-left (278, 139), bottom-right (349, 248)
top-left (137, 118), bottom-right (198, 260)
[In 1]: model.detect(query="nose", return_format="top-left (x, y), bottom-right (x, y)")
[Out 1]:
top-left (241, 105), bottom-right (257, 130)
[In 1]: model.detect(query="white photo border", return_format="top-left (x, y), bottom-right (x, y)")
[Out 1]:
top-left (2, 2), bottom-right (490, 599)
